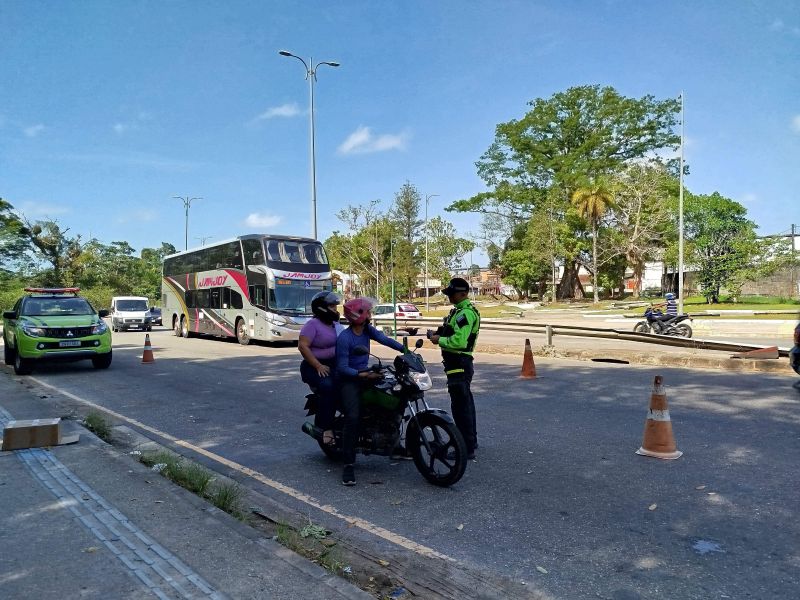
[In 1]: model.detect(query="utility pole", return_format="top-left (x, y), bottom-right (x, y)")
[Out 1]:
top-left (792, 223), bottom-right (798, 298)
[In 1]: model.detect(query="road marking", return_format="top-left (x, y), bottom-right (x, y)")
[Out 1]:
top-left (29, 376), bottom-right (454, 562)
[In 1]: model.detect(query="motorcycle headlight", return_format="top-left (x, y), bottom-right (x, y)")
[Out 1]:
top-left (21, 323), bottom-right (47, 337)
top-left (409, 371), bottom-right (432, 391)
top-left (91, 321), bottom-right (108, 335)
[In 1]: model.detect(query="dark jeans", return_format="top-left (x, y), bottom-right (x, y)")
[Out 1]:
top-left (339, 379), bottom-right (364, 465)
top-left (300, 359), bottom-right (337, 431)
top-left (442, 352), bottom-right (477, 453)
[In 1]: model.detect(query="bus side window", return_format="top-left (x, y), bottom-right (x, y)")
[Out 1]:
top-left (242, 239), bottom-right (264, 267)
top-left (209, 288), bottom-right (221, 309)
top-left (230, 289), bottom-right (243, 309)
top-left (185, 290), bottom-right (196, 308)
top-left (248, 285), bottom-right (265, 309)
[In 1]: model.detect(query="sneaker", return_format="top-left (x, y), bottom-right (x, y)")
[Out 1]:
top-left (390, 445), bottom-right (413, 461)
top-left (446, 448), bottom-right (476, 461)
top-left (342, 464), bottom-right (356, 486)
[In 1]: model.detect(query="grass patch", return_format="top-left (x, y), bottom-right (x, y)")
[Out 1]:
top-left (207, 482), bottom-right (245, 519)
top-left (82, 412), bottom-right (112, 442)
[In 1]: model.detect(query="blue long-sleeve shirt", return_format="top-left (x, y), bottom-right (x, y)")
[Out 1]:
top-left (336, 324), bottom-right (405, 378)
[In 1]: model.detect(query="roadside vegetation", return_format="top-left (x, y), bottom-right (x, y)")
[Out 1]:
top-left (82, 412), bottom-right (113, 442)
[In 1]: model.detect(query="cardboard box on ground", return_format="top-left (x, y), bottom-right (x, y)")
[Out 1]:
top-left (1, 418), bottom-right (79, 451)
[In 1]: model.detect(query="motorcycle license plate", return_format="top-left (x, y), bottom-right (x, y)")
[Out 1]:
top-left (59, 340), bottom-right (81, 347)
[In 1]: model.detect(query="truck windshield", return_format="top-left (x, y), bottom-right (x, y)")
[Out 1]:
top-left (116, 300), bottom-right (148, 311)
top-left (23, 297), bottom-right (95, 316)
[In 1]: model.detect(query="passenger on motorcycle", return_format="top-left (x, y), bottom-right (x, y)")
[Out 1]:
top-left (298, 291), bottom-right (342, 448)
top-left (336, 297), bottom-right (406, 486)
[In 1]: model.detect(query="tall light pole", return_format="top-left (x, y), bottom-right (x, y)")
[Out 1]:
top-left (678, 92), bottom-right (685, 315)
top-left (279, 50), bottom-right (340, 240)
top-left (424, 194), bottom-right (439, 313)
top-left (195, 236), bottom-right (213, 247)
top-left (174, 196), bottom-right (202, 251)
top-left (390, 238), bottom-right (397, 338)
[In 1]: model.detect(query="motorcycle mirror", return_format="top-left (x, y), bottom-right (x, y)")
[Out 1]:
top-left (353, 345), bottom-right (369, 356)
top-left (415, 338), bottom-right (424, 349)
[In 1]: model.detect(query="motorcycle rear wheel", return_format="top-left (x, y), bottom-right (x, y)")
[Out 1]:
top-left (406, 412), bottom-right (467, 487)
top-left (673, 323), bottom-right (692, 338)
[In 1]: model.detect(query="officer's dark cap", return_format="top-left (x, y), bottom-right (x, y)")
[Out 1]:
top-left (442, 277), bottom-right (470, 296)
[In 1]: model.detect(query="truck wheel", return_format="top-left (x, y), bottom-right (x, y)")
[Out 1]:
top-left (4, 337), bottom-right (15, 365)
top-left (14, 352), bottom-right (33, 375)
top-left (92, 351), bottom-right (113, 369)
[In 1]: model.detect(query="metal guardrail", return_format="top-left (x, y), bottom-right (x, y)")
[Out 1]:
top-left (374, 316), bottom-right (791, 358)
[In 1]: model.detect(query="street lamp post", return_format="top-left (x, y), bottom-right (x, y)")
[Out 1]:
top-left (390, 238), bottom-right (397, 339)
top-left (279, 51), bottom-right (340, 240)
top-left (678, 92), bottom-right (685, 315)
top-left (174, 196), bottom-right (202, 251)
top-left (195, 236), bottom-right (213, 247)
top-left (424, 194), bottom-right (439, 313)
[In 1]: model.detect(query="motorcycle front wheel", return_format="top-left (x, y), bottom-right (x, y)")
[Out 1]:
top-left (406, 412), bottom-right (467, 487)
top-left (633, 321), bottom-right (649, 333)
top-left (673, 323), bottom-right (693, 338)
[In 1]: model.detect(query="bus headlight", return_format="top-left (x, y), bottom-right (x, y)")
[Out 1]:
top-left (410, 371), bottom-right (432, 391)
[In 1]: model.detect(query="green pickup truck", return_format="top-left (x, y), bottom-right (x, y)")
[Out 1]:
top-left (2, 287), bottom-right (112, 375)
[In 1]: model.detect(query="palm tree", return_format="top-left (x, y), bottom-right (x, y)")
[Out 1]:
top-left (571, 178), bottom-right (615, 303)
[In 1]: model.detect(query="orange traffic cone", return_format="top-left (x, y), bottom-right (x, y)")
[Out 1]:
top-left (636, 375), bottom-right (682, 459)
top-left (520, 338), bottom-right (537, 379)
top-left (142, 334), bottom-right (155, 364)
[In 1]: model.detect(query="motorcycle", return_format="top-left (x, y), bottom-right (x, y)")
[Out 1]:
top-left (633, 306), bottom-right (693, 338)
top-left (301, 339), bottom-right (468, 487)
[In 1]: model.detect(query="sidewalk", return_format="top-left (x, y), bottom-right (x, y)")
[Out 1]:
top-left (0, 374), bottom-right (370, 600)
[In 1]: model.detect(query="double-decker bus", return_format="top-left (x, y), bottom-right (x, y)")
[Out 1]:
top-left (162, 234), bottom-right (331, 344)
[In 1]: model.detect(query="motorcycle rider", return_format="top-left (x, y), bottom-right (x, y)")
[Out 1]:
top-left (429, 277), bottom-right (481, 460)
top-left (652, 292), bottom-right (679, 330)
top-left (335, 297), bottom-right (406, 486)
top-left (298, 291), bottom-right (342, 447)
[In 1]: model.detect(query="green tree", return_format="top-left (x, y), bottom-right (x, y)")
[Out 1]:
top-left (449, 85), bottom-right (680, 299)
top-left (22, 219), bottom-right (82, 286)
top-left (0, 198), bottom-right (30, 275)
top-left (683, 192), bottom-right (760, 303)
top-left (571, 177), bottom-right (615, 302)
top-left (389, 182), bottom-right (424, 296)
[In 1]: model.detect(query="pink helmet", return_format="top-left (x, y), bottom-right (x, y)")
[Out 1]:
top-left (343, 297), bottom-right (375, 325)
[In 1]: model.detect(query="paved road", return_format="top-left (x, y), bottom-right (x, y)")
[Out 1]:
top-left (5, 328), bottom-right (799, 599)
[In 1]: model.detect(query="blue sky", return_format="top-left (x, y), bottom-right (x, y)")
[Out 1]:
top-left (1, 1), bottom-right (798, 264)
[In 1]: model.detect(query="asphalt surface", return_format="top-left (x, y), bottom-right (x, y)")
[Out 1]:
top-left (3, 327), bottom-right (799, 599)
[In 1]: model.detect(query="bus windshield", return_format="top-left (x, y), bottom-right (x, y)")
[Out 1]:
top-left (269, 281), bottom-right (328, 314)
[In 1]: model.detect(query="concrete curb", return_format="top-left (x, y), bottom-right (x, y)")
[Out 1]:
top-left (475, 343), bottom-right (794, 374)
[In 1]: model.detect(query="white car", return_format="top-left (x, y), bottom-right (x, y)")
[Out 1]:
top-left (373, 303), bottom-right (423, 335)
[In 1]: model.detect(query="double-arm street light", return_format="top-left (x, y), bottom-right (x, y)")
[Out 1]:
top-left (424, 194), bottom-right (439, 313)
top-left (174, 195), bottom-right (202, 251)
top-left (279, 50), bottom-right (340, 240)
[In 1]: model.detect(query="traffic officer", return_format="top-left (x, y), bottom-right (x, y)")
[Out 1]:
top-left (429, 277), bottom-right (481, 459)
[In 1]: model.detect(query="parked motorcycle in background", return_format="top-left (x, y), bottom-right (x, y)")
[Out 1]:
top-left (634, 306), bottom-right (693, 338)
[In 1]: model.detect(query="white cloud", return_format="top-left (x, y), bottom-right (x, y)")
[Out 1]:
top-left (24, 124), bottom-right (45, 138)
top-left (253, 103), bottom-right (302, 122)
top-left (739, 193), bottom-right (758, 205)
top-left (770, 18), bottom-right (784, 31)
top-left (243, 212), bottom-right (282, 228)
top-left (58, 151), bottom-right (199, 171)
top-left (337, 126), bottom-right (408, 155)
top-left (791, 115), bottom-right (800, 134)
top-left (18, 201), bottom-right (70, 217)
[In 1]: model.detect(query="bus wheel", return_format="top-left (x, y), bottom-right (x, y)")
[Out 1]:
top-left (236, 318), bottom-right (250, 346)
top-left (180, 316), bottom-right (190, 338)
top-left (173, 316), bottom-right (181, 337)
